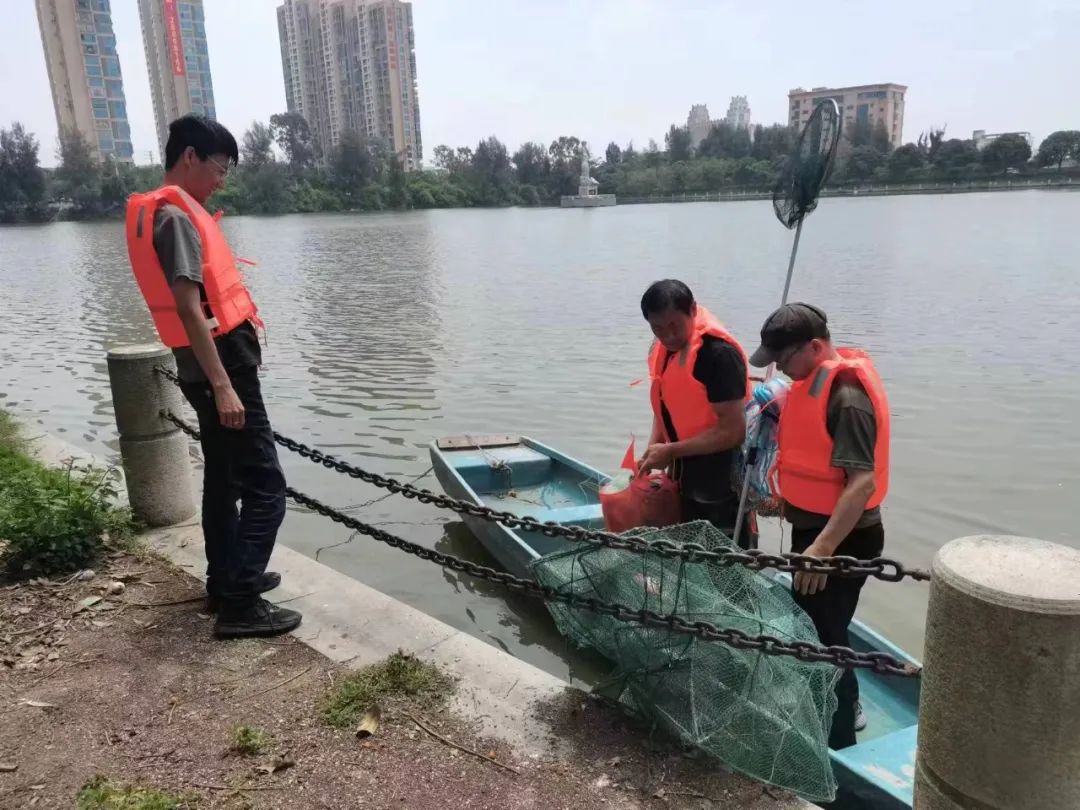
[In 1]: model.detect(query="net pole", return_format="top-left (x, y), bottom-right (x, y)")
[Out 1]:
top-left (732, 452), bottom-right (755, 547)
top-left (780, 218), bottom-right (804, 306)
top-left (733, 218), bottom-right (805, 548)
top-left (735, 102), bottom-right (836, 551)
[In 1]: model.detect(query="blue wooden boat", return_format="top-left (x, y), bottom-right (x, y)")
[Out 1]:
top-left (430, 434), bottom-right (921, 809)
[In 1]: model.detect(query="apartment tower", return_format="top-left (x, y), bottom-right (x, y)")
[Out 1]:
top-left (277, 0), bottom-right (422, 169)
top-left (35, 0), bottom-right (134, 162)
top-left (788, 83), bottom-right (907, 150)
top-left (137, 0), bottom-right (218, 163)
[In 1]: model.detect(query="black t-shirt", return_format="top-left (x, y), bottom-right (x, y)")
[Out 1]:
top-left (152, 205), bottom-right (262, 384)
top-left (783, 370), bottom-right (882, 529)
top-left (660, 335), bottom-right (746, 504)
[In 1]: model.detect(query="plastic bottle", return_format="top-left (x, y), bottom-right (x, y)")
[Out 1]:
top-left (752, 377), bottom-right (789, 408)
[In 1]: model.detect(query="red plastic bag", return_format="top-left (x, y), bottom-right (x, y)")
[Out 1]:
top-left (600, 470), bottom-right (682, 533)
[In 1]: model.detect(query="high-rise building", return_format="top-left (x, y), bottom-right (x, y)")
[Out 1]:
top-left (138, 0), bottom-right (218, 163)
top-left (277, 0), bottom-right (328, 152)
top-left (35, 0), bottom-right (134, 162)
top-left (788, 83), bottom-right (907, 150)
top-left (686, 104), bottom-right (714, 149)
top-left (277, 0), bottom-right (422, 170)
top-left (725, 96), bottom-right (751, 131)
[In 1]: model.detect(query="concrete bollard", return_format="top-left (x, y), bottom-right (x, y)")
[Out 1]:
top-left (106, 344), bottom-right (196, 527)
top-left (914, 535), bottom-right (1080, 809)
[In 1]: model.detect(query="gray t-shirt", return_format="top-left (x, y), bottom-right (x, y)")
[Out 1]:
top-left (783, 371), bottom-right (882, 530)
top-left (152, 204), bottom-right (261, 383)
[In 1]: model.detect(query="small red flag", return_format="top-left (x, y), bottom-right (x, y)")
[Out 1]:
top-left (620, 436), bottom-right (637, 472)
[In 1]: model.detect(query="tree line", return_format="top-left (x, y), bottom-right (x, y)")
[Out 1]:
top-left (610, 120), bottom-right (1080, 195)
top-left (828, 123), bottom-right (1080, 186)
top-left (3, 114), bottom-right (1080, 223)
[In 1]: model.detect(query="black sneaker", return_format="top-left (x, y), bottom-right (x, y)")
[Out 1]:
top-left (206, 572), bottom-right (282, 614)
top-left (214, 597), bottom-right (302, 639)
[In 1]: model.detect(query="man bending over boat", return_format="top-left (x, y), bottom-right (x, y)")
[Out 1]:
top-left (637, 280), bottom-right (755, 549)
top-left (749, 303), bottom-right (890, 748)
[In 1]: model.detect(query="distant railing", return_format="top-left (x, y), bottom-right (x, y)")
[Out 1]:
top-left (615, 175), bottom-right (1076, 205)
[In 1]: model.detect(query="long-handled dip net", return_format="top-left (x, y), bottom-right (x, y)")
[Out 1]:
top-left (733, 99), bottom-right (842, 545)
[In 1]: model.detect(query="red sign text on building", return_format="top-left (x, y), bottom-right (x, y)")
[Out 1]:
top-left (164, 0), bottom-right (186, 76)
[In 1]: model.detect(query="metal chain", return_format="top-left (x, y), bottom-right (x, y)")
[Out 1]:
top-left (154, 366), bottom-right (930, 583)
top-left (160, 408), bottom-right (920, 678)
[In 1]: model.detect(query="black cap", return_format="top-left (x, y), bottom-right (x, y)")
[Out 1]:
top-left (749, 303), bottom-right (829, 367)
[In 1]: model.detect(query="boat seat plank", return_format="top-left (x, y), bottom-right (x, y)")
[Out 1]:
top-left (834, 725), bottom-right (917, 801)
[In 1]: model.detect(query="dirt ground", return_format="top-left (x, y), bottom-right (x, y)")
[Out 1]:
top-left (0, 549), bottom-right (801, 810)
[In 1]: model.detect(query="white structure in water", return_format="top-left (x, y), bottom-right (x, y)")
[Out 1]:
top-left (560, 146), bottom-right (616, 208)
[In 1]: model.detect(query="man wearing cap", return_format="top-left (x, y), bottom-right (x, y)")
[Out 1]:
top-left (749, 303), bottom-right (890, 749)
top-left (637, 279), bottom-right (754, 548)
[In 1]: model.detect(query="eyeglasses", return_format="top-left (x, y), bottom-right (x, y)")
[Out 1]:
top-left (205, 155), bottom-right (230, 177)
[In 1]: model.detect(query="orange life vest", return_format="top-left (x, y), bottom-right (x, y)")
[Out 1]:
top-left (648, 306), bottom-right (751, 442)
top-left (776, 348), bottom-right (890, 515)
top-left (125, 185), bottom-right (261, 349)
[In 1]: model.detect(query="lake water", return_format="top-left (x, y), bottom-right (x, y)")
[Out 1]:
top-left (1, 191), bottom-right (1078, 681)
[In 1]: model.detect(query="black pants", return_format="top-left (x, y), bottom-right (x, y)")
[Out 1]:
top-left (180, 370), bottom-right (286, 604)
top-left (681, 494), bottom-right (757, 550)
top-left (791, 523), bottom-right (884, 750)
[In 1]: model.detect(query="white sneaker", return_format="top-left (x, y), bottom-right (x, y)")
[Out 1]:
top-left (854, 700), bottom-right (867, 732)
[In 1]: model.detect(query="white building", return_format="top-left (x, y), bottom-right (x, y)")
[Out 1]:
top-left (687, 104), bottom-right (715, 149)
top-left (687, 98), bottom-right (752, 149)
top-left (725, 95), bottom-right (751, 131)
top-left (972, 130), bottom-right (1033, 151)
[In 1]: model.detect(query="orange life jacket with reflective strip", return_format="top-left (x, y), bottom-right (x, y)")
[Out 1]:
top-left (776, 348), bottom-right (890, 514)
top-left (125, 185), bottom-right (261, 349)
top-left (648, 306), bottom-right (751, 442)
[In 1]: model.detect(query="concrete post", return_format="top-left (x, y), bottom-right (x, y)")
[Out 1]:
top-left (914, 535), bottom-right (1080, 809)
top-left (106, 344), bottom-right (196, 527)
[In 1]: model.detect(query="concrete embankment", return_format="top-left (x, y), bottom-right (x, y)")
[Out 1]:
top-left (7, 423), bottom-right (812, 809)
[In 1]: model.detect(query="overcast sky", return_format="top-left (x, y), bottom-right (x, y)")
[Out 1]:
top-left (3, 0), bottom-right (1079, 166)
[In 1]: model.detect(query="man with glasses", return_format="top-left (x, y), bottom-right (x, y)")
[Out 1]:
top-left (124, 114), bottom-right (300, 639)
top-left (748, 302), bottom-right (890, 749)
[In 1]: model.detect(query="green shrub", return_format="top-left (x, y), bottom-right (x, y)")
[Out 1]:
top-left (77, 775), bottom-right (193, 810)
top-left (229, 725), bottom-right (269, 755)
top-left (0, 444), bottom-right (136, 580)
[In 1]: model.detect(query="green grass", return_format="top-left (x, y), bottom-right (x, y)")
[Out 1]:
top-left (322, 651), bottom-right (453, 729)
top-left (76, 776), bottom-right (194, 810)
top-left (0, 409), bottom-right (138, 580)
top-left (229, 725), bottom-right (269, 755)
top-left (0, 409), bottom-right (23, 454)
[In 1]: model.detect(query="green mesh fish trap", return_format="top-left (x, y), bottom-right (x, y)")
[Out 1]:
top-left (530, 520), bottom-right (840, 802)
